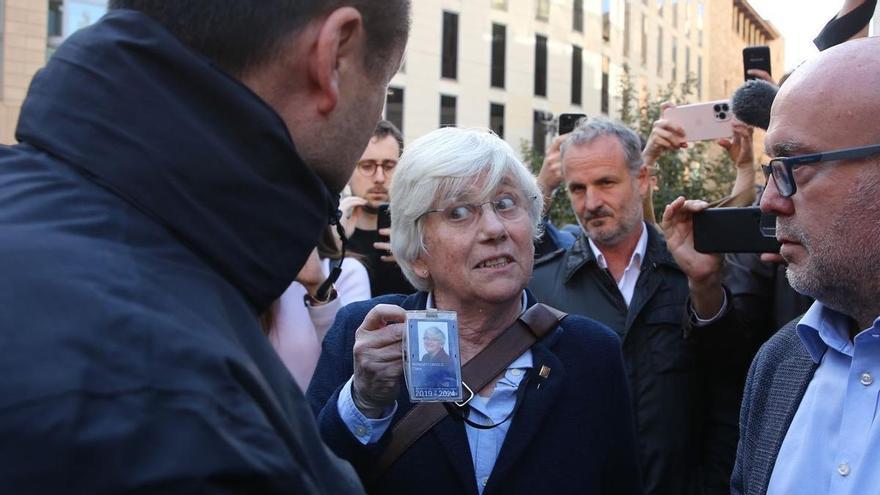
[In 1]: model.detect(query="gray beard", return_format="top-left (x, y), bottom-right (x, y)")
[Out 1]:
top-left (783, 171), bottom-right (880, 326)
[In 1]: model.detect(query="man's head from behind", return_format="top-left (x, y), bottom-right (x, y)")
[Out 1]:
top-left (761, 37), bottom-right (880, 327)
top-left (561, 117), bottom-right (649, 248)
top-left (110, 0), bottom-right (411, 193)
top-left (349, 120), bottom-right (403, 208)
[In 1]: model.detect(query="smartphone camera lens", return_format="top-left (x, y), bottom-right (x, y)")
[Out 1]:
top-left (718, 112), bottom-right (727, 120)
top-left (722, 103), bottom-right (730, 111)
top-left (713, 104), bottom-right (721, 112)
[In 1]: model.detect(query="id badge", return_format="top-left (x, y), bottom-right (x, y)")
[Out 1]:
top-left (402, 309), bottom-right (463, 402)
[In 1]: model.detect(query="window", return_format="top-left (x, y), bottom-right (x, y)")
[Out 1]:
top-left (697, 2), bottom-right (704, 46)
top-left (571, 45), bottom-right (583, 105)
top-left (685, 0), bottom-right (691, 36)
top-left (641, 14), bottom-right (647, 67)
top-left (385, 87), bottom-right (404, 133)
top-left (657, 27), bottom-right (663, 76)
top-left (603, 0), bottom-right (611, 42)
top-left (697, 56), bottom-right (702, 98)
top-left (534, 35), bottom-right (548, 97)
top-left (532, 111), bottom-right (548, 155)
top-left (601, 57), bottom-right (610, 114)
top-left (441, 11), bottom-right (458, 80)
top-left (440, 95), bottom-right (457, 127)
top-left (536, 0), bottom-right (550, 21)
top-left (671, 37), bottom-right (678, 81)
top-left (623, 1), bottom-right (631, 56)
top-left (490, 103), bottom-right (505, 138)
top-left (492, 0), bottom-right (508, 10)
top-left (491, 23), bottom-right (506, 88)
top-left (672, 0), bottom-right (678, 27)
top-left (573, 0), bottom-right (584, 32)
top-left (685, 45), bottom-right (691, 79)
top-left (48, 0), bottom-right (63, 37)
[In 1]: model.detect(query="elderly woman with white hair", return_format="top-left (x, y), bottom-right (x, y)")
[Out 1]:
top-left (307, 128), bottom-right (641, 495)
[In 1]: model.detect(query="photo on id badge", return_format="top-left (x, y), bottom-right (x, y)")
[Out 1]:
top-left (405, 313), bottom-right (462, 402)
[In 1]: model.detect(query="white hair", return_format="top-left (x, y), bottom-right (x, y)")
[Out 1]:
top-left (389, 127), bottom-right (544, 292)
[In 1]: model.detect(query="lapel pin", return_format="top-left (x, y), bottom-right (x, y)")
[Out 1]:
top-left (536, 365), bottom-right (551, 390)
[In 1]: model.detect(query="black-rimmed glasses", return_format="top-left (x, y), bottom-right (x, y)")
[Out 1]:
top-left (762, 143), bottom-right (880, 198)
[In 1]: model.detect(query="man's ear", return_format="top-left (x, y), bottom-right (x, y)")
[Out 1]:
top-left (308, 7), bottom-right (365, 115)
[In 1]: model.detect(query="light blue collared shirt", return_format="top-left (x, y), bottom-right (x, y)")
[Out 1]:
top-left (338, 291), bottom-right (531, 494)
top-left (767, 301), bottom-right (880, 495)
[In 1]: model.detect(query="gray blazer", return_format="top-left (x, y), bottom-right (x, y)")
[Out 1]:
top-left (731, 318), bottom-right (817, 495)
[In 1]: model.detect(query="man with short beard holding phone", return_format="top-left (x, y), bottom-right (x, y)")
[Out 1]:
top-left (340, 120), bottom-right (414, 296)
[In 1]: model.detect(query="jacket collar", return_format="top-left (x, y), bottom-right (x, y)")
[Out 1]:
top-left (16, 10), bottom-right (337, 311)
top-left (560, 222), bottom-right (678, 283)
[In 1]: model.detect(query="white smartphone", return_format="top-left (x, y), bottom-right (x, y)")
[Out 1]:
top-left (663, 100), bottom-right (733, 142)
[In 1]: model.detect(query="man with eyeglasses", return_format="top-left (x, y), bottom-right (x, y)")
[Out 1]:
top-left (341, 120), bottom-right (414, 296)
top-left (530, 116), bottom-right (734, 495)
top-left (715, 37), bottom-right (880, 495)
top-left (659, 37), bottom-right (880, 494)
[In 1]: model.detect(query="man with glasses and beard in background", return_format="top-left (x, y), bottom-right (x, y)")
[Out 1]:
top-left (339, 120), bottom-right (414, 296)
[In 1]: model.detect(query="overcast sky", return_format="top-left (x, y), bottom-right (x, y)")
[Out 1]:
top-left (748, 0), bottom-right (871, 73)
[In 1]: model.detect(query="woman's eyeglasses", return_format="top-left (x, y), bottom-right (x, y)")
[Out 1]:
top-left (762, 143), bottom-right (880, 198)
top-left (417, 194), bottom-right (535, 227)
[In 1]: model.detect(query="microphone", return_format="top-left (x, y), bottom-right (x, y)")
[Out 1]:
top-left (730, 79), bottom-right (778, 130)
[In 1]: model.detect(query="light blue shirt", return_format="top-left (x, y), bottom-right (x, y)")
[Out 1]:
top-left (338, 291), bottom-right (531, 494)
top-left (767, 301), bottom-right (880, 495)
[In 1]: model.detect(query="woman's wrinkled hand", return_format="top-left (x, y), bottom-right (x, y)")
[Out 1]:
top-left (351, 304), bottom-right (406, 418)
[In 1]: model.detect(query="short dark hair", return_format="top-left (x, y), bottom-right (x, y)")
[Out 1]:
top-left (109, 0), bottom-right (410, 77)
top-left (374, 120), bottom-right (404, 155)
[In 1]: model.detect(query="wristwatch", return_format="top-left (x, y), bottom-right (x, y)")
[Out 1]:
top-left (304, 284), bottom-right (338, 307)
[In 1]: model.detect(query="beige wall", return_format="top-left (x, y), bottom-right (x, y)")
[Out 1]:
top-left (0, 0), bottom-right (48, 144)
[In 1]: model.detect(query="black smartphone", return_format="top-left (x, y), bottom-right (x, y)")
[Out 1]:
top-left (693, 207), bottom-right (780, 253)
top-left (743, 46), bottom-right (771, 81)
top-left (558, 113), bottom-right (587, 135)
top-left (377, 203), bottom-right (391, 247)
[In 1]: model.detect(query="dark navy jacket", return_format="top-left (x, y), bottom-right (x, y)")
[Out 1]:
top-left (0, 11), bottom-right (361, 494)
top-left (307, 292), bottom-right (643, 495)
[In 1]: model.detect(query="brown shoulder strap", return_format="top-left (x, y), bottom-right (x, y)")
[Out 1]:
top-left (369, 303), bottom-right (567, 483)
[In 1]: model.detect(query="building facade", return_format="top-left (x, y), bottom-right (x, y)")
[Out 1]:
top-left (0, 0), bottom-right (788, 152)
top-left (705, 0), bottom-right (783, 103)
top-left (0, 0), bottom-right (106, 144)
top-left (384, 0), bottom-right (780, 154)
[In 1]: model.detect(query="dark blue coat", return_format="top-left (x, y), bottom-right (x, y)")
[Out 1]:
top-left (0, 11), bottom-right (361, 494)
top-left (307, 292), bottom-right (643, 495)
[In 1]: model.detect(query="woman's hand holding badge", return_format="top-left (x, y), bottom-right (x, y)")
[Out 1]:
top-left (352, 304), bottom-right (406, 418)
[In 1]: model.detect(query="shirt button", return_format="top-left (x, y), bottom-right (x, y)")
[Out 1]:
top-left (860, 372), bottom-right (874, 386)
top-left (481, 476), bottom-right (489, 486)
top-left (510, 369), bottom-right (523, 377)
top-left (838, 463), bottom-right (851, 477)
top-left (354, 425), bottom-right (367, 437)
